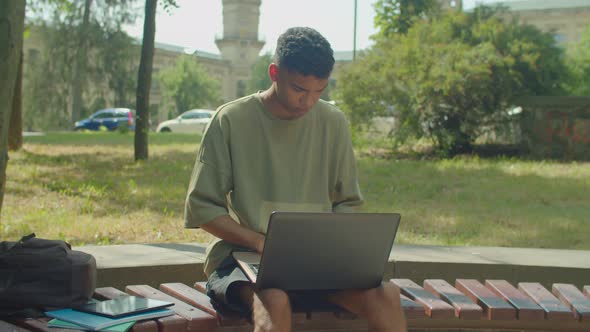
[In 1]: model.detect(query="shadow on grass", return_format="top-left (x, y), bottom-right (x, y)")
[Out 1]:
top-left (10, 141), bottom-right (590, 250)
top-left (363, 143), bottom-right (585, 164)
top-left (14, 148), bottom-right (197, 218)
top-left (23, 131), bottom-right (202, 146)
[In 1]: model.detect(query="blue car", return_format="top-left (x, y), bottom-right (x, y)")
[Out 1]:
top-left (74, 108), bottom-right (135, 131)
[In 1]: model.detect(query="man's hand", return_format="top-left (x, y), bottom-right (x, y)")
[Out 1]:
top-left (201, 215), bottom-right (265, 253)
top-left (255, 235), bottom-right (265, 254)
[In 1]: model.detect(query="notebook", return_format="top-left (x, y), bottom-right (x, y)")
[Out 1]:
top-left (233, 212), bottom-right (400, 291)
top-left (45, 307), bottom-right (174, 331)
top-left (75, 295), bottom-right (174, 318)
top-left (47, 319), bottom-right (135, 332)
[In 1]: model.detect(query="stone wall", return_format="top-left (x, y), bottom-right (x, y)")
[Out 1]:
top-left (519, 96), bottom-right (590, 160)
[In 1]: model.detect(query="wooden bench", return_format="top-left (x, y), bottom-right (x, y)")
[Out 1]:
top-left (4, 279), bottom-right (590, 332)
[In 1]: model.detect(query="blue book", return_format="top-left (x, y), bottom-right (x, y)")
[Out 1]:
top-left (47, 319), bottom-right (135, 331)
top-left (45, 308), bottom-right (174, 331)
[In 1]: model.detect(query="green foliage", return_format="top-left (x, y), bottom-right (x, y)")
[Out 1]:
top-left (157, 55), bottom-right (221, 117)
top-left (23, 1), bottom-right (139, 131)
top-left (565, 25), bottom-right (590, 96)
top-left (337, 5), bottom-right (568, 156)
top-left (246, 53), bottom-right (272, 94)
top-left (373, 0), bottom-right (439, 38)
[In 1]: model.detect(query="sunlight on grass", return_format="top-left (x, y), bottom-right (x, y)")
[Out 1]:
top-left (2, 132), bottom-right (589, 250)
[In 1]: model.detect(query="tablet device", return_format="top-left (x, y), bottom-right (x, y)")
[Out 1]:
top-left (75, 295), bottom-right (174, 318)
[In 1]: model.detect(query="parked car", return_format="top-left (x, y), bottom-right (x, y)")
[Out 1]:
top-left (156, 109), bottom-right (215, 133)
top-left (74, 108), bottom-right (135, 131)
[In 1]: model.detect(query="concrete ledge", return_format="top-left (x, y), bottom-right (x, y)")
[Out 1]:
top-left (77, 243), bottom-right (208, 290)
top-left (75, 243), bottom-right (590, 290)
top-left (390, 245), bottom-right (590, 289)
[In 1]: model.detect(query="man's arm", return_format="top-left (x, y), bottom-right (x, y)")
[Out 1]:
top-left (332, 112), bottom-right (364, 212)
top-left (200, 215), bottom-right (265, 254)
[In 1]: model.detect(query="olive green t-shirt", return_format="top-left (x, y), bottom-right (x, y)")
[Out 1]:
top-left (184, 92), bottom-right (363, 276)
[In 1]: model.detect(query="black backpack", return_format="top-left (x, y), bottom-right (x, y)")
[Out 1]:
top-left (0, 233), bottom-right (97, 316)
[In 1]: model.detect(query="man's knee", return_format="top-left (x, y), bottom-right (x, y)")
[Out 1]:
top-left (252, 288), bottom-right (292, 332)
top-left (256, 288), bottom-right (291, 309)
top-left (366, 282), bottom-right (402, 308)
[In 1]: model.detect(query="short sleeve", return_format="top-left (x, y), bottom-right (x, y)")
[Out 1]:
top-left (184, 113), bottom-right (234, 228)
top-left (332, 113), bottom-right (364, 212)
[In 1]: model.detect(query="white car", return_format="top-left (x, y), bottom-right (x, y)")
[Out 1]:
top-left (156, 109), bottom-right (215, 133)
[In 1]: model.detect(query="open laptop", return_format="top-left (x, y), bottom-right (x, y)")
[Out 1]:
top-left (232, 212), bottom-right (400, 291)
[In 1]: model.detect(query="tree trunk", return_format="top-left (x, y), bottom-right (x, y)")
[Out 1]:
top-left (134, 0), bottom-right (157, 161)
top-left (0, 0), bottom-right (26, 218)
top-left (71, 0), bottom-right (92, 125)
top-left (8, 51), bottom-right (23, 151)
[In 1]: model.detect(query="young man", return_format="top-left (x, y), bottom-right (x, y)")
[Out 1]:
top-left (185, 27), bottom-right (407, 332)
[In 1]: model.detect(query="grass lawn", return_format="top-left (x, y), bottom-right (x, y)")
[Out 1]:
top-left (2, 132), bottom-right (589, 249)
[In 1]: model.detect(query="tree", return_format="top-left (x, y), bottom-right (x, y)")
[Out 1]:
top-left (336, 6), bottom-right (568, 155)
top-left (565, 24), bottom-right (590, 96)
top-left (71, 0), bottom-right (92, 125)
top-left (8, 49), bottom-right (23, 150)
top-left (158, 55), bottom-right (220, 117)
top-left (23, 1), bottom-right (140, 131)
top-left (246, 53), bottom-right (272, 94)
top-left (134, 0), bottom-right (177, 161)
top-left (134, 0), bottom-right (157, 161)
top-left (373, 0), bottom-right (438, 38)
top-left (0, 0), bottom-right (26, 216)
top-left (100, 30), bottom-right (137, 107)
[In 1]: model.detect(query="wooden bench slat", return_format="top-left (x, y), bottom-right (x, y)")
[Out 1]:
top-left (194, 281), bottom-right (207, 293)
top-left (518, 282), bottom-right (575, 320)
top-left (93, 287), bottom-right (163, 332)
top-left (11, 318), bottom-right (65, 332)
top-left (0, 320), bottom-right (33, 332)
top-left (126, 284), bottom-right (216, 332)
top-left (485, 280), bottom-right (545, 320)
top-left (306, 311), bottom-right (339, 321)
top-left (160, 282), bottom-right (250, 327)
top-left (160, 283), bottom-right (218, 317)
top-left (455, 279), bottom-right (516, 320)
top-left (400, 294), bottom-right (427, 319)
top-left (390, 279), bottom-right (454, 319)
top-left (93, 286), bottom-right (130, 301)
top-left (424, 279), bottom-right (482, 320)
top-left (552, 284), bottom-right (590, 321)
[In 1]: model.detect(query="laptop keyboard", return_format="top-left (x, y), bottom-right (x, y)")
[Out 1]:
top-left (249, 263), bottom-right (260, 275)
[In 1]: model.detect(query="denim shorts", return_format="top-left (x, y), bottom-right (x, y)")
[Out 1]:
top-left (206, 255), bottom-right (252, 314)
top-left (206, 255), bottom-right (341, 315)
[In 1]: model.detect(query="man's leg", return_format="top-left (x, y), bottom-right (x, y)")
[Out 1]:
top-left (206, 256), bottom-right (293, 332)
top-left (327, 282), bottom-right (407, 332)
top-left (236, 284), bottom-right (293, 332)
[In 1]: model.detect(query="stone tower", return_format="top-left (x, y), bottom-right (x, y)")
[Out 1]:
top-left (438, 0), bottom-right (463, 11)
top-left (216, 0), bottom-right (265, 100)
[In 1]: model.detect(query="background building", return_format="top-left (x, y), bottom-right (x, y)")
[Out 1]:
top-left (495, 0), bottom-right (590, 44)
top-left (23, 0), bottom-right (589, 126)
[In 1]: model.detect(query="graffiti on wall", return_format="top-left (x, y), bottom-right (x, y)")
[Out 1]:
top-left (536, 111), bottom-right (590, 145)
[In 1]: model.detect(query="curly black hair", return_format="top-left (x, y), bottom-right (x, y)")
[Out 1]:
top-left (273, 27), bottom-right (335, 78)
